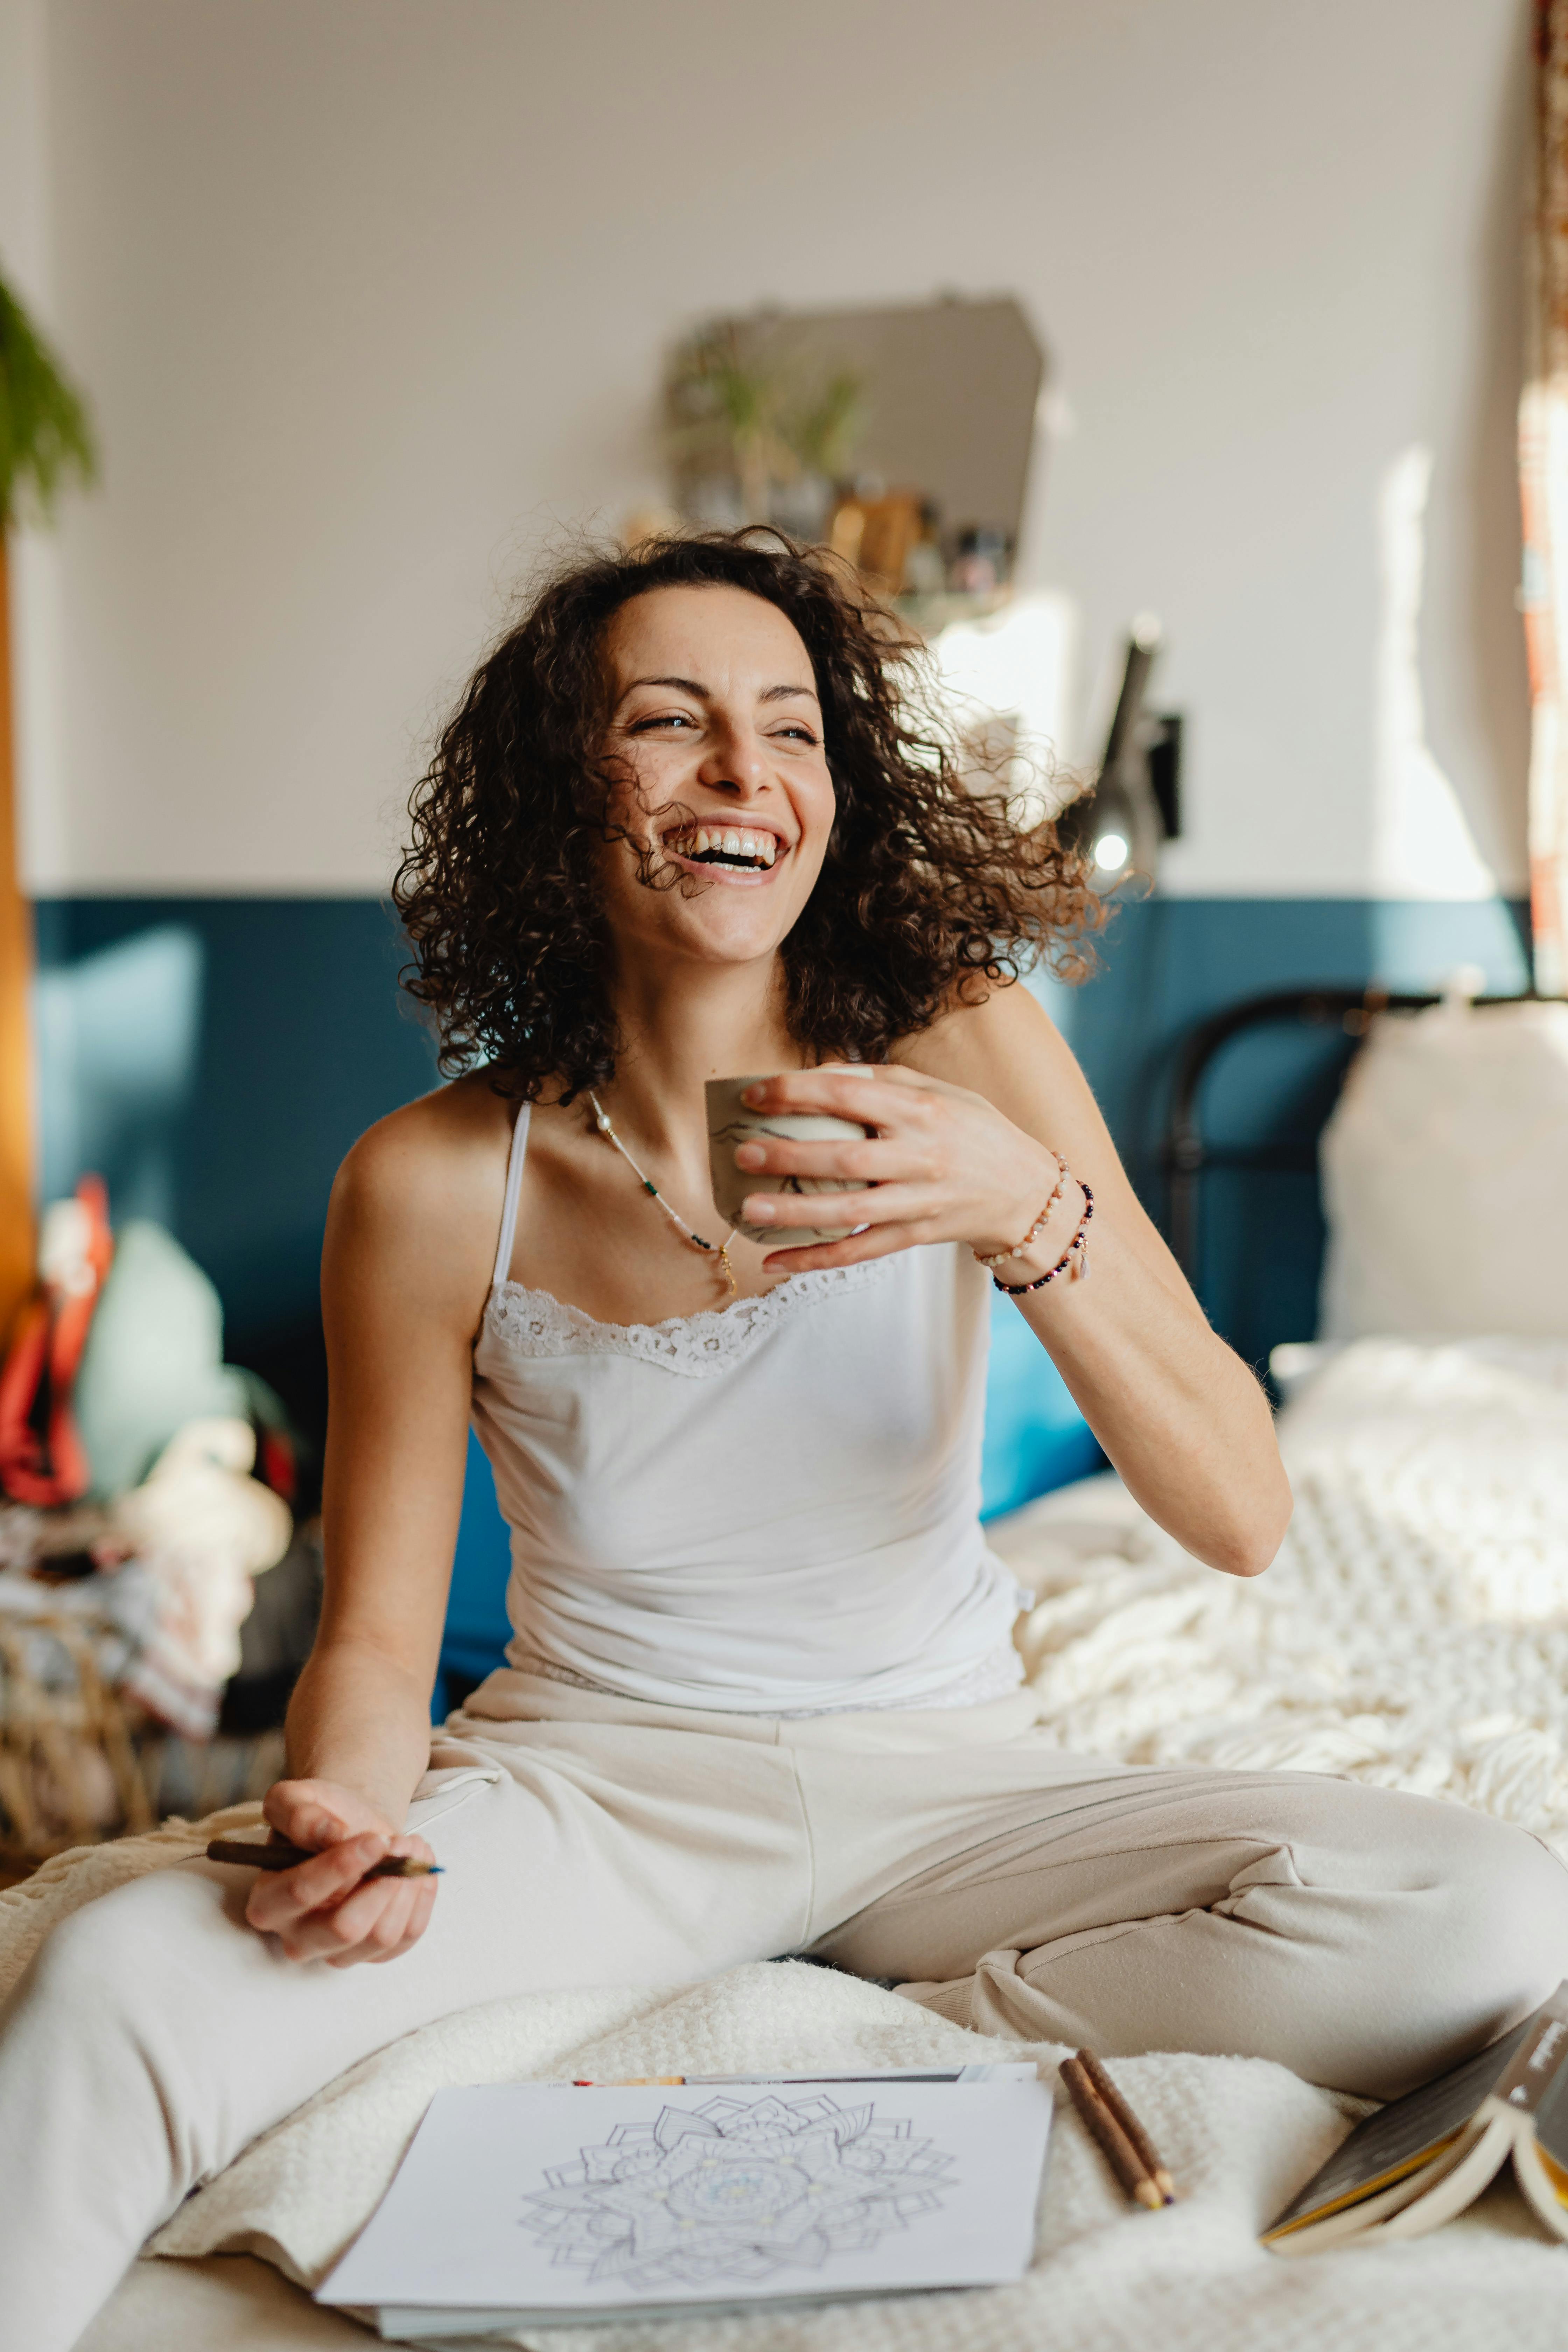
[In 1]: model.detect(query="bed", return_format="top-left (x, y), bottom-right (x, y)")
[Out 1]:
top-left (15, 988), bottom-right (1568, 2351)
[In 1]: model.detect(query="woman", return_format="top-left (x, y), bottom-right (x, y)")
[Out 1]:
top-left (3, 533), bottom-right (1563, 2348)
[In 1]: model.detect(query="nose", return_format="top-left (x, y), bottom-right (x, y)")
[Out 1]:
top-left (695, 714), bottom-right (770, 802)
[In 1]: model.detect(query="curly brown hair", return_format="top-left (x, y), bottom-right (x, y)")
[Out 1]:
top-left (394, 530), bottom-right (1102, 1098)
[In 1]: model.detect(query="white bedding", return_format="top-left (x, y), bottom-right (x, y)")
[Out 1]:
top-left (997, 1335), bottom-right (1568, 1852)
top-left (12, 1334), bottom-right (1568, 2351)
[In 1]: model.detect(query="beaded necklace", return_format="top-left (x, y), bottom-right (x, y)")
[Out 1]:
top-left (587, 1091), bottom-right (738, 1301)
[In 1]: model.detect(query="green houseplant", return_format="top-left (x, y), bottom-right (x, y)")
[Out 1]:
top-left (0, 272), bottom-right (96, 526)
top-left (0, 269), bottom-right (97, 1341)
top-left (664, 320), bottom-right (862, 529)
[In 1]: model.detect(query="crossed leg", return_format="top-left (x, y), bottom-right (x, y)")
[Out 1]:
top-left (804, 1754), bottom-right (1568, 2100)
top-left (7, 1722), bottom-right (1566, 2351)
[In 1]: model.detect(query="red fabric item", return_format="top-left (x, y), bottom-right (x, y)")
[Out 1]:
top-left (0, 1176), bottom-right (114, 1506)
top-left (257, 1423), bottom-right (297, 1505)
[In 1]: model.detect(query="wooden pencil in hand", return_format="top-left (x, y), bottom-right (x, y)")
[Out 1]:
top-left (204, 1837), bottom-right (443, 1878)
top-left (1060, 2055), bottom-right (1169, 2209)
top-left (1076, 2048), bottom-right (1176, 2201)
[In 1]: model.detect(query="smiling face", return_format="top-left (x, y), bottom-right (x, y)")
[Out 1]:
top-left (596, 583), bottom-right (836, 972)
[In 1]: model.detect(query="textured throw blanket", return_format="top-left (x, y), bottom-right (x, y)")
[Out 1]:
top-left (9, 1847), bottom-right (1564, 2352)
top-left (7, 1335), bottom-right (1568, 2349)
top-left (996, 1336), bottom-right (1568, 1854)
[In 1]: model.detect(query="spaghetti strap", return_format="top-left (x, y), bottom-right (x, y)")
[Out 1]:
top-left (491, 1103), bottom-right (532, 1290)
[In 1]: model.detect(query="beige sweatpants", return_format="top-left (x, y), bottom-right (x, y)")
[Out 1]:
top-left (3, 1670), bottom-right (1566, 2352)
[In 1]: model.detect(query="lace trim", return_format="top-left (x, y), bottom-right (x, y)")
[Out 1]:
top-left (483, 1257), bottom-right (894, 1378)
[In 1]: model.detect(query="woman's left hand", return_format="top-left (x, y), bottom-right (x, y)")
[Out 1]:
top-left (733, 1064), bottom-right (1063, 1273)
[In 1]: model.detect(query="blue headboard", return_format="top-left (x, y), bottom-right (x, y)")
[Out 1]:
top-left (1157, 984), bottom-right (1528, 1371)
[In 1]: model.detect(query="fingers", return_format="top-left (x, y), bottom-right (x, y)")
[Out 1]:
top-left (262, 1780), bottom-right (348, 1848)
top-left (364, 1876), bottom-right (440, 1964)
top-left (262, 1777), bottom-right (388, 1848)
top-left (740, 1066), bottom-right (947, 1126)
top-left (317, 1872), bottom-right (419, 1967)
top-left (733, 1134), bottom-right (928, 1184)
top-left (284, 1877), bottom-right (421, 1967)
top-left (745, 1181), bottom-right (930, 1234)
top-left (245, 1831), bottom-right (393, 1933)
top-left (245, 1829), bottom-right (439, 1966)
top-left (762, 1219), bottom-right (937, 1275)
top-left (259, 1876), bottom-right (434, 1966)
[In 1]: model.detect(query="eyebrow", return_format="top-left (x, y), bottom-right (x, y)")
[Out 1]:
top-left (623, 675), bottom-right (820, 707)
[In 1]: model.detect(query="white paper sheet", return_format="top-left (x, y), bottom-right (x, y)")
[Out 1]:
top-left (317, 2074), bottom-right (1053, 2330)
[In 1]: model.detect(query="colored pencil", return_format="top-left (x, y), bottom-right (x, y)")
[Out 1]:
top-left (204, 1837), bottom-right (443, 1878)
top-left (1060, 2056), bottom-right (1166, 2209)
top-left (566, 2068), bottom-right (1010, 2087)
top-left (1076, 2048), bottom-right (1177, 2200)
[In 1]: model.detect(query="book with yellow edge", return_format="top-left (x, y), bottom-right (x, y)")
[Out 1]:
top-left (1265, 1980), bottom-right (1568, 2253)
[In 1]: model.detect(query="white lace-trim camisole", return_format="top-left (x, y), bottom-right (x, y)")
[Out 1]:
top-left (469, 1104), bottom-right (1029, 1715)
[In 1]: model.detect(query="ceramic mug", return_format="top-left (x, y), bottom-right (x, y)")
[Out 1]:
top-left (705, 1075), bottom-right (873, 1247)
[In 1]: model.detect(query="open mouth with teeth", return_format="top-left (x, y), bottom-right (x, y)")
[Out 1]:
top-left (663, 825), bottom-right (782, 872)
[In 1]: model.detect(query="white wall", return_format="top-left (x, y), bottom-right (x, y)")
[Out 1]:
top-left (0, 0), bottom-right (1533, 896)
top-left (0, 0), bottom-right (68, 875)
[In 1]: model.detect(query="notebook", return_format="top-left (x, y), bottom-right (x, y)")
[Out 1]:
top-left (317, 2066), bottom-right (1052, 2339)
top-left (1264, 1980), bottom-right (1568, 2252)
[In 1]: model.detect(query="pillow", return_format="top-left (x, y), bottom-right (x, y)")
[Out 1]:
top-left (71, 1220), bottom-right (254, 1498)
top-left (1318, 999), bottom-right (1568, 1340)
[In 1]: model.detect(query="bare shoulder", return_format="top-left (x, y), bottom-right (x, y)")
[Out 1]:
top-left (326, 1071), bottom-right (514, 1327)
top-left (892, 978), bottom-right (1077, 1105)
top-left (335, 1069), bottom-right (511, 1202)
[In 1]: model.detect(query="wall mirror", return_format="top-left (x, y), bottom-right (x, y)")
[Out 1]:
top-left (664, 295), bottom-right (1046, 625)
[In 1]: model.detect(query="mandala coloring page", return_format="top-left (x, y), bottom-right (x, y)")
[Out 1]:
top-left (520, 2092), bottom-right (955, 2288)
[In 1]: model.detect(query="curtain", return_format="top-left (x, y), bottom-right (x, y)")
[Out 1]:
top-left (1521, 0), bottom-right (1568, 995)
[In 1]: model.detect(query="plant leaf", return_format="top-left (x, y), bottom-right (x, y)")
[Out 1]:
top-left (0, 271), bottom-right (98, 528)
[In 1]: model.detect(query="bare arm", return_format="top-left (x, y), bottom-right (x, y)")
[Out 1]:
top-left (245, 1083), bottom-right (505, 1961)
top-left (734, 984), bottom-right (1291, 1577)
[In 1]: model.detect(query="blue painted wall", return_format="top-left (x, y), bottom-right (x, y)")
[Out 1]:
top-left (34, 898), bottom-right (440, 1432)
top-left (35, 891), bottom-right (1530, 1358)
top-left (33, 888), bottom-right (1531, 1703)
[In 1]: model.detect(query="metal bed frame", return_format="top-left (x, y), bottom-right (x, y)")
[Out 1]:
top-left (1160, 986), bottom-right (1528, 1286)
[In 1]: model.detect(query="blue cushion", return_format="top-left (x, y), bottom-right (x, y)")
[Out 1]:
top-left (433, 1298), bottom-right (1102, 1713)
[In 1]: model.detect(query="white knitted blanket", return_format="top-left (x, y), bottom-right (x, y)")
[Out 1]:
top-left (9, 1335), bottom-right (1568, 2351)
top-left (995, 1335), bottom-right (1568, 1853)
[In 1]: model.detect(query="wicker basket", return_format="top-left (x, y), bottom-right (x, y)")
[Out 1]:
top-left (0, 1612), bottom-right (156, 1866)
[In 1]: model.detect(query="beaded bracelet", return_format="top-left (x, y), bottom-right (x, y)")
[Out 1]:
top-left (993, 1183), bottom-right (1094, 1295)
top-left (972, 1156), bottom-right (1070, 1269)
